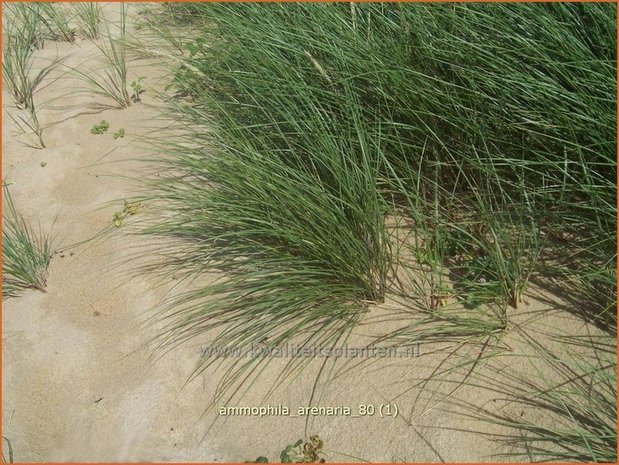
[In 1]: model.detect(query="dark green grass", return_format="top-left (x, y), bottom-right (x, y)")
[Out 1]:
top-left (73, 2), bottom-right (101, 40)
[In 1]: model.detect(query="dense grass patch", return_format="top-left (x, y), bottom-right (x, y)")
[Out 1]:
top-left (138, 2), bottom-right (616, 416)
top-left (144, 1), bottom-right (615, 327)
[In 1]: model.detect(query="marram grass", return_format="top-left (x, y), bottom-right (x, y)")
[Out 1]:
top-left (2, 185), bottom-right (52, 299)
top-left (136, 2), bottom-right (617, 417)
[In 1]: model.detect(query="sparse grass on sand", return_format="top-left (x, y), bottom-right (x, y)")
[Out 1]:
top-left (437, 330), bottom-right (617, 463)
top-left (2, 3), bottom-right (65, 148)
top-left (38, 3), bottom-right (76, 43)
top-left (73, 2), bottom-right (102, 40)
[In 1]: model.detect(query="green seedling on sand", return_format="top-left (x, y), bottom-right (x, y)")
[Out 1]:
top-left (113, 128), bottom-right (125, 139)
top-left (130, 78), bottom-right (145, 102)
top-left (74, 2), bottom-right (102, 40)
top-left (90, 120), bottom-right (109, 135)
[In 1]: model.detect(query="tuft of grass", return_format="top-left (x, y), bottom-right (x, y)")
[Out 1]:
top-left (2, 4), bottom-right (46, 110)
top-left (140, 94), bottom-right (392, 388)
top-left (137, 2), bottom-right (616, 407)
top-left (73, 2), bottom-right (101, 40)
top-left (37, 3), bottom-right (76, 43)
top-left (2, 184), bottom-right (52, 299)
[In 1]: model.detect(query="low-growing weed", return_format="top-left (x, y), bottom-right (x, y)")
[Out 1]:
top-left (246, 436), bottom-right (325, 463)
top-left (112, 200), bottom-right (141, 227)
top-left (90, 120), bottom-right (109, 135)
top-left (130, 78), bottom-right (144, 102)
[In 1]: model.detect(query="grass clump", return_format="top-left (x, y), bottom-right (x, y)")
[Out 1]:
top-left (2, 184), bottom-right (52, 299)
top-left (73, 2), bottom-right (101, 40)
top-left (38, 3), bottom-right (76, 43)
top-left (2, 3), bottom-right (44, 110)
top-left (90, 119), bottom-right (109, 135)
top-left (142, 98), bottom-right (392, 387)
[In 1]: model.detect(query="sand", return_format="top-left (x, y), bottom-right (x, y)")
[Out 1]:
top-left (2, 3), bottom-right (613, 462)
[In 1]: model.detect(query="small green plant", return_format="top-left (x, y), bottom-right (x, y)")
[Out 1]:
top-left (112, 200), bottom-right (141, 227)
top-left (2, 184), bottom-right (52, 299)
top-left (246, 436), bottom-right (325, 463)
top-left (113, 128), bottom-right (125, 139)
top-left (246, 457), bottom-right (268, 464)
top-left (90, 120), bottom-right (110, 135)
top-left (280, 439), bottom-right (306, 463)
top-left (130, 78), bottom-right (145, 102)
